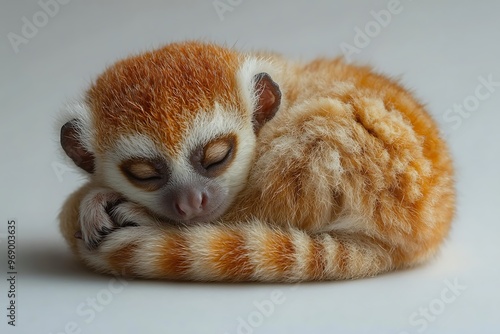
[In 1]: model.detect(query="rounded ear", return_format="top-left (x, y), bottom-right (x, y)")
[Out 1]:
top-left (60, 120), bottom-right (95, 173)
top-left (252, 72), bottom-right (281, 132)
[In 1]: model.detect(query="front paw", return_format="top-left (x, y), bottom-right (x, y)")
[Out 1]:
top-left (78, 188), bottom-right (126, 249)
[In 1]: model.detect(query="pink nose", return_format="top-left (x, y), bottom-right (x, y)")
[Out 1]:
top-left (174, 190), bottom-right (208, 219)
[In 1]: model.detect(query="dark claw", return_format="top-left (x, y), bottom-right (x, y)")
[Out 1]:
top-left (122, 221), bottom-right (139, 227)
top-left (74, 230), bottom-right (82, 239)
top-left (98, 226), bottom-right (117, 237)
top-left (104, 198), bottom-right (126, 216)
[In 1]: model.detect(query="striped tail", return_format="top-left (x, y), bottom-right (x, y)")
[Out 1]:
top-left (82, 223), bottom-right (400, 282)
top-left (60, 184), bottom-right (400, 282)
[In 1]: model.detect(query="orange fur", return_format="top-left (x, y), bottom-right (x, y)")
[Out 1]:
top-left (87, 42), bottom-right (242, 156)
top-left (59, 41), bottom-right (455, 282)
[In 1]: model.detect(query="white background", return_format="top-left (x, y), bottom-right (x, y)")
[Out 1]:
top-left (1, 1), bottom-right (499, 333)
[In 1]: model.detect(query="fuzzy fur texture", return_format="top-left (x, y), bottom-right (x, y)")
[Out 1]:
top-left (59, 41), bottom-right (455, 282)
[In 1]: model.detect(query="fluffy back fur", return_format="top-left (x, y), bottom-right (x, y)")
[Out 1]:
top-left (59, 41), bottom-right (455, 282)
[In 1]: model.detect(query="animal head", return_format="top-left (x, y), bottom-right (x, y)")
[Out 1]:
top-left (60, 41), bottom-right (281, 223)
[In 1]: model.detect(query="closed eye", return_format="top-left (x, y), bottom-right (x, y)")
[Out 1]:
top-left (202, 144), bottom-right (232, 170)
top-left (120, 158), bottom-right (168, 190)
top-left (202, 136), bottom-right (235, 170)
top-left (127, 170), bottom-right (162, 182)
top-left (191, 134), bottom-right (237, 177)
top-left (127, 161), bottom-right (160, 180)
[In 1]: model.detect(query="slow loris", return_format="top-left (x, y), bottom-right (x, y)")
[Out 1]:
top-left (58, 41), bottom-right (455, 282)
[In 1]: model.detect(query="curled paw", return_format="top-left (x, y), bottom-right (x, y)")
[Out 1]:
top-left (77, 188), bottom-right (127, 249)
top-left (76, 188), bottom-right (160, 249)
